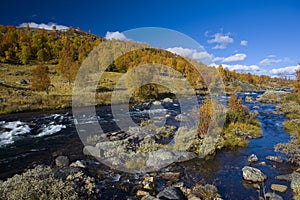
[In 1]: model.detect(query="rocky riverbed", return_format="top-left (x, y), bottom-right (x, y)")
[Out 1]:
top-left (0, 92), bottom-right (299, 199)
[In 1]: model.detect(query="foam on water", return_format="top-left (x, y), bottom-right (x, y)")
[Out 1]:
top-left (35, 124), bottom-right (66, 137)
top-left (0, 121), bottom-right (31, 146)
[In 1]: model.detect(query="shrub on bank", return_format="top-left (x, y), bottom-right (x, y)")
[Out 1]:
top-left (0, 165), bottom-right (98, 200)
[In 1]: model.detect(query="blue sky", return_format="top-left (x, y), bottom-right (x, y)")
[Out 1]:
top-left (1, 0), bottom-right (300, 76)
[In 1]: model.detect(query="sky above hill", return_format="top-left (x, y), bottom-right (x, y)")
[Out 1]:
top-left (1, 0), bottom-right (300, 77)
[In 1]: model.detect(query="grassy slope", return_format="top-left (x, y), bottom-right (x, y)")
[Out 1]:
top-left (0, 63), bottom-right (125, 114)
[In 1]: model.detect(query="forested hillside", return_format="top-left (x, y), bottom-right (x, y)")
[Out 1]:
top-left (0, 25), bottom-right (294, 114)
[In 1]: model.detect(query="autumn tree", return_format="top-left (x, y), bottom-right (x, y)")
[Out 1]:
top-left (294, 68), bottom-right (300, 94)
top-left (226, 94), bottom-right (250, 125)
top-left (198, 99), bottom-right (213, 135)
top-left (31, 64), bottom-right (51, 94)
top-left (57, 49), bottom-right (79, 86)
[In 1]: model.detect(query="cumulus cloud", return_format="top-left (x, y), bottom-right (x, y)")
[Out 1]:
top-left (269, 65), bottom-right (300, 76)
top-left (19, 22), bottom-right (68, 30)
top-left (105, 31), bottom-right (129, 41)
top-left (240, 40), bottom-right (248, 46)
top-left (166, 47), bottom-right (213, 62)
top-left (207, 32), bottom-right (234, 49)
top-left (213, 53), bottom-right (247, 63)
top-left (221, 64), bottom-right (260, 72)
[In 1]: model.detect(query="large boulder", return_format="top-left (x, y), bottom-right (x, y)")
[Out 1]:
top-left (146, 149), bottom-right (197, 171)
top-left (173, 126), bottom-right (197, 151)
top-left (242, 166), bottom-right (267, 182)
top-left (256, 90), bottom-right (289, 103)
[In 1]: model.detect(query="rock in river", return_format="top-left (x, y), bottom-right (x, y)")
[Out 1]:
top-left (55, 155), bottom-right (69, 167)
top-left (247, 154), bottom-right (258, 163)
top-left (245, 96), bottom-right (255, 103)
top-left (157, 186), bottom-right (187, 200)
top-left (266, 156), bottom-right (284, 163)
top-left (291, 172), bottom-right (300, 195)
top-left (242, 166), bottom-right (267, 182)
top-left (265, 192), bottom-right (283, 200)
top-left (271, 184), bottom-right (288, 193)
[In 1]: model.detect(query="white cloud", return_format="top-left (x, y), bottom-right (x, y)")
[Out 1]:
top-left (166, 47), bottom-right (213, 62)
top-left (259, 58), bottom-right (282, 66)
top-left (19, 22), bottom-right (68, 30)
top-left (240, 40), bottom-right (248, 46)
top-left (213, 53), bottom-right (247, 63)
top-left (222, 53), bottom-right (247, 62)
top-left (259, 57), bottom-right (292, 66)
top-left (269, 65), bottom-right (300, 76)
top-left (221, 64), bottom-right (260, 72)
top-left (207, 32), bottom-right (234, 49)
top-left (105, 31), bottom-right (129, 41)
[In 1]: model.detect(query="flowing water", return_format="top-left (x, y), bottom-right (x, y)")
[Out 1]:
top-left (0, 92), bottom-right (296, 199)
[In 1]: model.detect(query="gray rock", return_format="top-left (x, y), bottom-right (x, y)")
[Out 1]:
top-left (271, 184), bottom-right (288, 193)
top-left (173, 126), bottom-right (197, 151)
top-left (157, 186), bottom-right (186, 200)
top-left (257, 90), bottom-right (288, 104)
top-left (248, 154), bottom-right (258, 163)
top-left (83, 145), bottom-right (100, 157)
top-left (291, 172), bottom-right (300, 194)
top-left (146, 149), bottom-right (196, 171)
top-left (161, 172), bottom-right (181, 181)
top-left (266, 156), bottom-right (284, 163)
top-left (275, 174), bottom-right (293, 182)
top-left (242, 166), bottom-right (267, 182)
top-left (55, 156), bottom-right (69, 167)
top-left (141, 195), bottom-right (159, 200)
top-left (265, 192), bottom-right (283, 200)
top-left (191, 184), bottom-right (222, 199)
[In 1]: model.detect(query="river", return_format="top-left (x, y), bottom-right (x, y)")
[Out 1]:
top-left (0, 92), bottom-right (296, 199)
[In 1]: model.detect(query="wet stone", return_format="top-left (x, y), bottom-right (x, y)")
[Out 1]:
top-left (271, 184), bottom-right (288, 193)
top-left (55, 156), bottom-right (69, 167)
